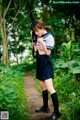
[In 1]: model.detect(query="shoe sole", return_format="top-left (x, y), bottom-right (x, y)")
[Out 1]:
top-left (35, 110), bottom-right (50, 113)
top-left (48, 114), bottom-right (61, 120)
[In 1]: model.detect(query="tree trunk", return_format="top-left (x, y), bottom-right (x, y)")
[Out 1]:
top-left (1, 18), bottom-right (9, 65)
top-left (0, 0), bottom-right (12, 65)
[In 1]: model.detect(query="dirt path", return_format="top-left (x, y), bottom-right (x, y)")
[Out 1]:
top-left (24, 72), bottom-right (53, 120)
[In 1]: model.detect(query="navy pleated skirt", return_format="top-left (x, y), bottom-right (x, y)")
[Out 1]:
top-left (36, 54), bottom-right (54, 81)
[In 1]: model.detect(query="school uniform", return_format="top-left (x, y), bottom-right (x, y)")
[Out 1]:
top-left (36, 32), bottom-right (55, 81)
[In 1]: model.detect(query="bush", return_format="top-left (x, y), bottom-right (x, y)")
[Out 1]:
top-left (0, 64), bottom-right (29, 120)
top-left (54, 73), bottom-right (80, 120)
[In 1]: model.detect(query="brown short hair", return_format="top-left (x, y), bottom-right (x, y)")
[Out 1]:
top-left (31, 20), bottom-right (51, 32)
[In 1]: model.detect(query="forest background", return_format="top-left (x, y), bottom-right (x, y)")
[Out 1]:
top-left (0, 0), bottom-right (80, 120)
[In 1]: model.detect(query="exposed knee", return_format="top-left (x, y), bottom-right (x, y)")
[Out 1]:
top-left (40, 81), bottom-right (47, 91)
top-left (47, 87), bottom-right (56, 94)
top-left (41, 86), bottom-right (47, 91)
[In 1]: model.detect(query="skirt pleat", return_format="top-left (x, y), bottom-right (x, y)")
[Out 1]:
top-left (36, 54), bottom-right (54, 81)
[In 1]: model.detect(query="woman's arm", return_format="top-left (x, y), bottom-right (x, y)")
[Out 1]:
top-left (37, 38), bottom-right (51, 55)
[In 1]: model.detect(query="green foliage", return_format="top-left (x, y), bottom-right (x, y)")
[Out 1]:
top-left (0, 1), bottom-right (80, 119)
top-left (34, 68), bottom-right (80, 120)
top-left (0, 0), bottom-right (80, 65)
top-left (0, 64), bottom-right (29, 120)
top-left (54, 73), bottom-right (80, 120)
top-left (54, 41), bottom-right (80, 77)
top-left (53, 41), bottom-right (80, 119)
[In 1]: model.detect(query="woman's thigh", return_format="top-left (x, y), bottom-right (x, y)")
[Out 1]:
top-left (40, 80), bottom-right (47, 91)
top-left (45, 78), bottom-right (56, 94)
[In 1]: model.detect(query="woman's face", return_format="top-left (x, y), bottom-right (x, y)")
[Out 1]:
top-left (34, 28), bottom-right (44, 37)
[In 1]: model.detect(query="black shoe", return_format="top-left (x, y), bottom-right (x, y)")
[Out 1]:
top-left (48, 113), bottom-right (61, 120)
top-left (35, 106), bottom-right (50, 113)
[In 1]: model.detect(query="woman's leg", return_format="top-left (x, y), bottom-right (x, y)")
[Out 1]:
top-left (40, 80), bottom-right (47, 91)
top-left (45, 78), bottom-right (61, 119)
top-left (40, 81), bottom-right (48, 108)
top-left (35, 80), bottom-right (49, 112)
top-left (44, 78), bottom-right (56, 94)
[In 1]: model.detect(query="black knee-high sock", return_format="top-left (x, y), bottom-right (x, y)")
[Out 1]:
top-left (42, 90), bottom-right (48, 108)
top-left (51, 92), bottom-right (60, 115)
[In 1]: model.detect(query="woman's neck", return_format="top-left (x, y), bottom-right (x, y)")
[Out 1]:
top-left (43, 30), bottom-right (47, 35)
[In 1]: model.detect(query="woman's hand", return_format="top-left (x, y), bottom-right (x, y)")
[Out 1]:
top-left (37, 37), bottom-right (43, 43)
top-left (37, 37), bottom-right (51, 55)
top-left (34, 45), bottom-right (40, 51)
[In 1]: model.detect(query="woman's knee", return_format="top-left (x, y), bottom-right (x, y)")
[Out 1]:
top-left (40, 81), bottom-right (47, 90)
top-left (45, 78), bottom-right (56, 94)
top-left (47, 87), bottom-right (56, 94)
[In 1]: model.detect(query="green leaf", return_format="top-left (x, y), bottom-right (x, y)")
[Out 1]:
top-left (66, 41), bottom-right (71, 50)
top-left (60, 62), bottom-right (68, 68)
top-left (70, 66), bottom-right (80, 74)
top-left (7, 88), bottom-right (14, 94)
top-left (55, 59), bottom-right (64, 68)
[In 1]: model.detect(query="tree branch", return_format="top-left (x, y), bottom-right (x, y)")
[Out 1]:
top-left (3, 0), bottom-right (12, 19)
top-left (12, 4), bottom-right (26, 26)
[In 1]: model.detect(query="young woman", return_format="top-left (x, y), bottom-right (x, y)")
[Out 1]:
top-left (31, 20), bottom-right (61, 120)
